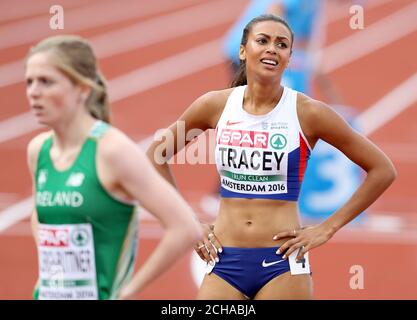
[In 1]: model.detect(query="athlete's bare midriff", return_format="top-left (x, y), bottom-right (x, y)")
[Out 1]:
top-left (213, 198), bottom-right (301, 248)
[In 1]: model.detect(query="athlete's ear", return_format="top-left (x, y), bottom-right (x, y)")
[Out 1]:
top-left (77, 83), bottom-right (92, 105)
top-left (239, 45), bottom-right (246, 62)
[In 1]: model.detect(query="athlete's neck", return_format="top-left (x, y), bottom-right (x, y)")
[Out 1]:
top-left (52, 111), bottom-right (97, 151)
top-left (243, 81), bottom-right (284, 115)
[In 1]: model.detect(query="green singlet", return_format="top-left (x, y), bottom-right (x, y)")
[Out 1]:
top-left (33, 121), bottom-right (138, 300)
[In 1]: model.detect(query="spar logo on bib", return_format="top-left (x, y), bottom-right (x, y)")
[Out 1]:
top-left (71, 227), bottom-right (90, 247)
top-left (39, 227), bottom-right (70, 247)
top-left (218, 129), bottom-right (269, 148)
top-left (270, 133), bottom-right (287, 150)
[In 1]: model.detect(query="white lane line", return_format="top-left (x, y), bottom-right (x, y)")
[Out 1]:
top-left (109, 39), bottom-right (224, 102)
top-left (356, 72), bottom-right (417, 136)
top-left (0, 0), bottom-right (243, 88)
top-left (90, 0), bottom-right (245, 58)
top-left (0, 0), bottom-right (200, 51)
top-left (0, 39), bottom-right (223, 144)
top-left (322, 0), bottom-right (417, 73)
top-left (0, 60), bottom-right (27, 88)
top-left (0, 113), bottom-right (42, 145)
top-left (0, 197), bottom-right (33, 233)
top-left (0, 193), bottom-right (21, 210)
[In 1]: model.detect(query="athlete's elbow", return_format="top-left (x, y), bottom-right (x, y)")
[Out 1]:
top-left (183, 219), bottom-right (203, 244)
top-left (175, 216), bottom-right (203, 245)
top-left (378, 161), bottom-right (397, 188)
top-left (387, 164), bottom-right (397, 185)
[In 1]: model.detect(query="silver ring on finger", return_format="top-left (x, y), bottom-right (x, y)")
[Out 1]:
top-left (208, 240), bottom-right (218, 253)
top-left (208, 232), bottom-right (214, 240)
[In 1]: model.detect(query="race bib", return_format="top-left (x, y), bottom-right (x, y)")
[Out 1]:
top-left (217, 129), bottom-right (289, 195)
top-left (37, 223), bottom-right (98, 300)
top-left (288, 249), bottom-right (311, 275)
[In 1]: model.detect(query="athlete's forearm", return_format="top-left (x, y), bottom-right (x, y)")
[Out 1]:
top-left (120, 221), bottom-right (201, 298)
top-left (146, 142), bottom-right (177, 187)
top-left (321, 165), bottom-right (396, 236)
top-left (152, 161), bottom-right (177, 187)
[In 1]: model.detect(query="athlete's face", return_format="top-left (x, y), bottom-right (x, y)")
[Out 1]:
top-left (25, 52), bottom-right (84, 126)
top-left (240, 20), bottom-right (292, 81)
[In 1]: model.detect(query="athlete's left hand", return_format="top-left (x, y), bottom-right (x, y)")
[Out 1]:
top-left (272, 224), bottom-right (334, 262)
top-left (194, 223), bottom-right (222, 265)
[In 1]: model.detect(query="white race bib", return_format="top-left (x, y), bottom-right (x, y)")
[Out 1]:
top-left (37, 223), bottom-right (98, 300)
top-left (217, 129), bottom-right (290, 196)
top-left (288, 249), bottom-right (311, 275)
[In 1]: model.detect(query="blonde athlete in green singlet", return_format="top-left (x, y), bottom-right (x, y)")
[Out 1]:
top-left (25, 35), bottom-right (202, 300)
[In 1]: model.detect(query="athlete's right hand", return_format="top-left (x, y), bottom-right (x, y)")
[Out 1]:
top-left (194, 223), bottom-right (222, 265)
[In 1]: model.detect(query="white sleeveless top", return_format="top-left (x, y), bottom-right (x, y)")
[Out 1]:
top-left (215, 85), bottom-right (312, 201)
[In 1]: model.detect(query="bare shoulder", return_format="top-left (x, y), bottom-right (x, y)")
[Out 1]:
top-left (97, 126), bottom-right (155, 189)
top-left (195, 88), bottom-right (233, 109)
top-left (97, 126), bottom-right (138, 162)
top-left (181, 88), bottom-right (234, 129)
top-left (211, 88), bottom-right (235, 103)
top-left (297, 92), bottom-right (361, 155)
top-left (27, 131), bottom-right (53, 172)
top-left (297, 93), bottom-right (348, 140)
top-left (297, 92), bottom-right (330, 122)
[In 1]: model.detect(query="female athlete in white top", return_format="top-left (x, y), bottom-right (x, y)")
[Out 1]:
top-left (146, 14), bottom-right (396, 299)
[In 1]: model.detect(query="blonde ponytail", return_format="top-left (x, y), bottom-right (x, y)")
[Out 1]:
top-left (86, 71), bottom-right (110, 123)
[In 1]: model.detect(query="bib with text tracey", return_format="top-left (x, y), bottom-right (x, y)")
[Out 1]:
top-left (217, 128), bottom-right (289, 195)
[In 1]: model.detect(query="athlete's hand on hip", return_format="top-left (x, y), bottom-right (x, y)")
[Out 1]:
top-left (272, 224), bottom-right (333, 262)
top-left (194, 223), bottom-right (222, 265)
